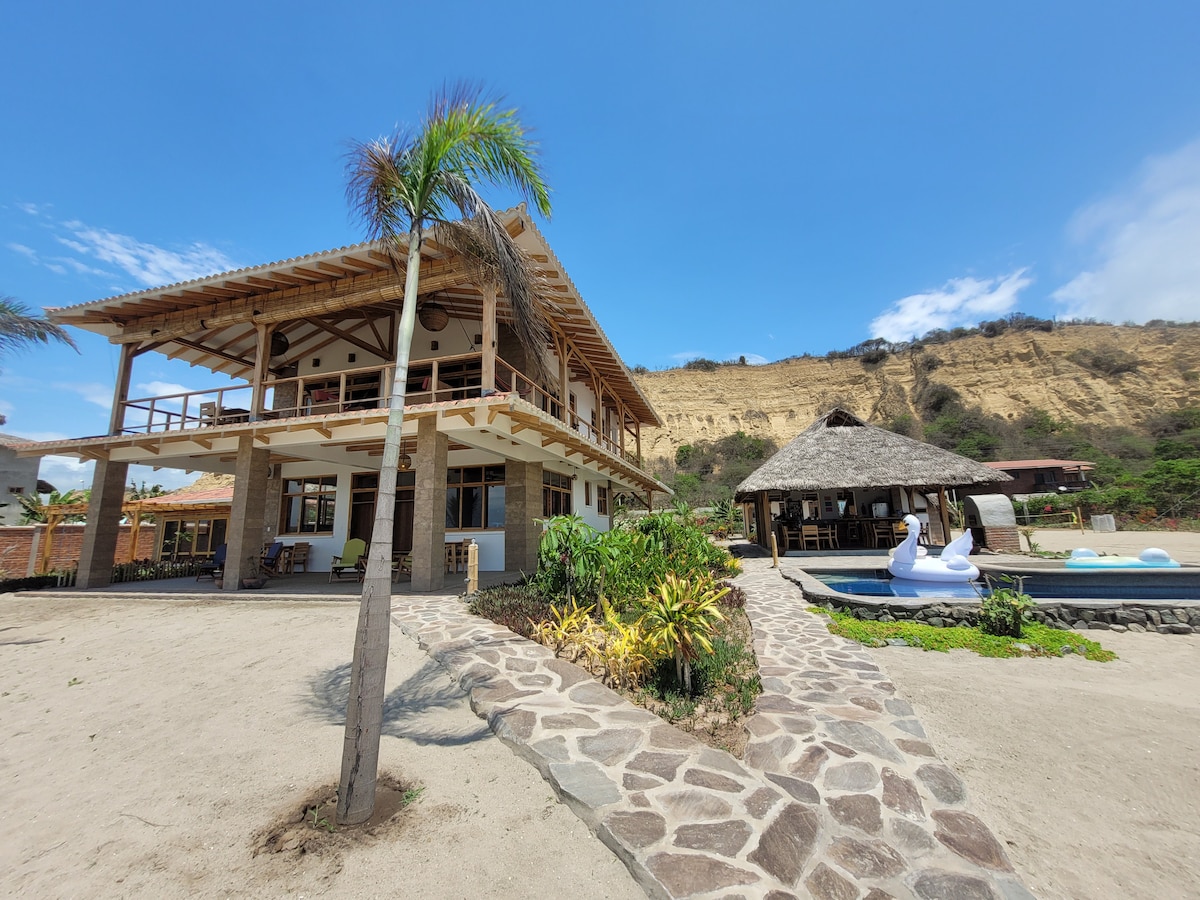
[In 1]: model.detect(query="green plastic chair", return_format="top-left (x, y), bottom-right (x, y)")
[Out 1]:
top-left (329, 538), bottom-right (367, 582)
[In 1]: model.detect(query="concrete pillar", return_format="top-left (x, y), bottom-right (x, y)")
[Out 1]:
top-left (223, 434), bottom-right (271, 590)
top-left (504, 459), bottom-right (544, 573)
top-left (77, 458), bottom-right (130, 589)
top-left (410, 416), bottom-right (448, 591)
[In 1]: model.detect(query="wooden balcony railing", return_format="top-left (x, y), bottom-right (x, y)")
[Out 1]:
top-left (116, 352), bottom-right (638, 464)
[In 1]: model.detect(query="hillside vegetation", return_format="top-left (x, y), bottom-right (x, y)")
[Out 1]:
top-left (635, 321), bottom-right (1200, 519)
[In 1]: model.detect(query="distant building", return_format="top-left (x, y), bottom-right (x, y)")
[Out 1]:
top-left (0, 434), bottom-right (54, 526)
top-left (968, 459), bottom-right (1093, 500)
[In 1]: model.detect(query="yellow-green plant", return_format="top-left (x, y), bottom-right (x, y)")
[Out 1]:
top-left (600, 610), bottom-right (656, 691)
top-left (641, 573), bottom-right (728, 692)
top-left (530, 600), bottom-right (600, 663)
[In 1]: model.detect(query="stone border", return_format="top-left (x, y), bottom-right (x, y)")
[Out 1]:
top-left (785, 563), bottom-right (1200, 635)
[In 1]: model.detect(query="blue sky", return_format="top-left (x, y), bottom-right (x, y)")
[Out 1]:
top-left (3, 1), bottom-right (1200, 491)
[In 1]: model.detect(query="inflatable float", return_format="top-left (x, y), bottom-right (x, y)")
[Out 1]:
top-left (888, 514), bottom-right (980, 583)
top-left (1065, 547), bottom-right (1181, 569)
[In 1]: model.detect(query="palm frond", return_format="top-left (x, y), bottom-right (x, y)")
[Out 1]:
top-left (0, 297), bottom-right (78, 356)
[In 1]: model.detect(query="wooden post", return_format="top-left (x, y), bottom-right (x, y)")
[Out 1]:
top-left (40, 514), bottom-right (58, 575)
top-left (466, 539), bottom-right (479, 593)
top-left (770, 531), bottom-right (779, 568)
top-left (481, 284), bottom-right (496, 392)
top-left (250, 324), bottom-right (270, 421)
top-left (128, 508), bottom-right (142, 563)
top-left (557, 337), bottom-right (569, 419)
top-left (938, 486), bottom-right (952, 546)
top-left (109, 342), bottom-right (136, 435)
top-left (1077, 505), bottom-right (1085, 535)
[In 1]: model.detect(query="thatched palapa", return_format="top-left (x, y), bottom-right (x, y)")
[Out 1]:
top-left (736, 408), bottom-right (1010, 495)
top-left (737, 408), bottom-right (1010, 550)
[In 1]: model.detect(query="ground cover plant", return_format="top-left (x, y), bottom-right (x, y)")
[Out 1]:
top-left (814, 608), bottom-right (1116, 661)
top-left (468, 507), bottom-right (760, 754)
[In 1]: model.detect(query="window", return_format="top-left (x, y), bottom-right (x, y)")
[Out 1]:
top-left (597, 485), bottom-right (609, 516)
top-left (584, 481), bottom-right (592, 506)
top-left (446, 466), bottom-right (505, 530)
top-left (543, 470), bottom-right (572, 517)
top-left (160, 517), bottom-right (227, 559)
top-left (8, 486), bottom-right (23, 495)
top-left (281, 475), bottom-right (337, 534)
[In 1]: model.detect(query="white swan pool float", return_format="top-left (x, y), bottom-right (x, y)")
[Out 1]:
top-left (888, 514), bottom-right (980, 583)
top-left (1065, 547), bottom-right (1181, 569)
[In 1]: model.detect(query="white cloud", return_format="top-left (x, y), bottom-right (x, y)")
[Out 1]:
top-left (68, 226), bottom-right (236, 287)
top-left (36, 455), bottom-right (92, 493)
top-left (1053, 138), bottom-right (1200, 323)
top-left (56, 381), bottom-right (116, 410)
top-left (869, 269), bottom-right (1032, 342)
top-left (670, 350), bottom-right (705, 362)
top-left (9, 213), bottom-right (238, 290)
top-left (737, 353), bottom-right (770, 365)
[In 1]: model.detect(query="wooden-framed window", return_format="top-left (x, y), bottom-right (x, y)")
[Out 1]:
top-left (446, 466), bottom-right (506, 530)
top-left (160, 516), bottom-right (228, 559)
top-left (543, 470), bottom-right (572, 518)
top-left (281, 475), bottom-right (337, 534)
top-left (597, 485), bottom-right (609, 516)
top-left (584, 480), bottom-right (592, 506)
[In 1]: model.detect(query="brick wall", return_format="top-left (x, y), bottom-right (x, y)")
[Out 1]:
top-left (0, 524), bottom-right (158, 576)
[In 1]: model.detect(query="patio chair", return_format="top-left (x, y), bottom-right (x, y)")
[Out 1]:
top-left (800, 524), bottom-right (822, 551)
top-left (196, 543), bottom-right (227, 581)
top-left (198, 401), bottom-right (218, 427)
top-left (259, 541), bottom-right (285, 577)
top-left (288, 541), bottom-right (310, 574)
top-left (329, 538), bottom-right (367, 582)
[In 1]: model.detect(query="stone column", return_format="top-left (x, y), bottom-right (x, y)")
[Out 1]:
top-left (410, 416), bottom-right (448, 591)
top-left (76, 457), bottom-right (130, 589)
top-left (504, 459), bottom-right (543, 573)
top-left (223, 434), bottom-right (271, 590)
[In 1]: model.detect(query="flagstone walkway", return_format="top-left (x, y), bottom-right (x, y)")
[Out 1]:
top-left (391, 558), bottom-right (1033, 899)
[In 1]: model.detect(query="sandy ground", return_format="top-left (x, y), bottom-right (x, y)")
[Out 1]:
top-left (875, 631), bottom-right (1200, 900)
top-left (0, 596), bottom-right (642, 899)
top-left (1020, 527), bottom-right (1200, 564)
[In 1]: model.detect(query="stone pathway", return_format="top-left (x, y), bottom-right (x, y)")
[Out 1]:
top-left (390, 558), bottom-right (1033, 899)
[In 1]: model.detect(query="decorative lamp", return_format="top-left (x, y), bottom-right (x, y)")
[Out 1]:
top-left (398, 453), bottom-right (412, 472)
top-left (418, 301), bottom-right (449, 332)
top-left (269, 332), bottom-right (290, 358)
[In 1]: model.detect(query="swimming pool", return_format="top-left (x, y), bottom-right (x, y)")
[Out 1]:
top-left (812, 570), bottom-right (1200, 602)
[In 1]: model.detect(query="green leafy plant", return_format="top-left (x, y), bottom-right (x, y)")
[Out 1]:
top-left (640, 573), bottom-right (728, 692)
top-left (977, 574), bottom-right (1036, 637)
top-left (400, 786), bottom-right (424, 807)
top-left (307, 805), bottom-right (336, 832)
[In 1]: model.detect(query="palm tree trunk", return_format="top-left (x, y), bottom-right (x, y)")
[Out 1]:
top-left (336, 226), bottom-right (423, 825)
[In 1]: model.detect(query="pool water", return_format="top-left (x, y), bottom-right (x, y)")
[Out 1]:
top-left (812, 572), bottom-right (1200, 602)
top-left (814, 574), bottom-right (983, 600)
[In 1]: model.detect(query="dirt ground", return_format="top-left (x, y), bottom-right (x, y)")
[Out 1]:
top-left (1020, 526), bottom-right (1200, 563)
top-left (0, 596), bottom-right (642, 899)
top-left (875, 631), bottom-right (1200, 899)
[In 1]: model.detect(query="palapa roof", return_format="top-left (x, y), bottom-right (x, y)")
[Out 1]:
top-left (735, 408), bottom-right (1011, 497)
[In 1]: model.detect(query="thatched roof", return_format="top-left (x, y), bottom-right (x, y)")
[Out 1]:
top-left (735, 408), bottom-right (1011, 497)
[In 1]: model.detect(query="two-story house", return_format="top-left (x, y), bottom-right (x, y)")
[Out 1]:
top-left (17, 208), bottom-right (666, 591)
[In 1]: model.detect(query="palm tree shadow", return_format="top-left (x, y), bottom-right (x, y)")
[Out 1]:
top-left (310, 657), bottom-right (490, 747)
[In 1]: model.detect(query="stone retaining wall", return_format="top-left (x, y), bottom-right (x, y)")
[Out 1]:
top-left (787, 570), bottom-right (1200, 635)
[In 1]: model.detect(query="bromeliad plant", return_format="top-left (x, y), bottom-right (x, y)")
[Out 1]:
top-left (640, 573), bottom-right (728, 692)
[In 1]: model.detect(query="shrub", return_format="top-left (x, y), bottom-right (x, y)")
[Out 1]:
top-left (1069, 346), bottom-right (1140, 377)
top-left (467, 583), bottom-right (553, 639)
top-left (978, 575), bottom-right (1035, 637)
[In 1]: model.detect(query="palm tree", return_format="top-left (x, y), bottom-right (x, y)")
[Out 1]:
top-left (337, 86), bottom-right (552, 825)
top-left (0, 296), bottom-right (77, 357)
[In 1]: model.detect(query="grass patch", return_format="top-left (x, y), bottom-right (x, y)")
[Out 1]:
top-left (812, 608), bottom-right (1117, 661)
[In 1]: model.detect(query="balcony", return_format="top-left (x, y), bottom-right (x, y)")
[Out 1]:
top-left (116, 352), bottom-right (637, 463)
